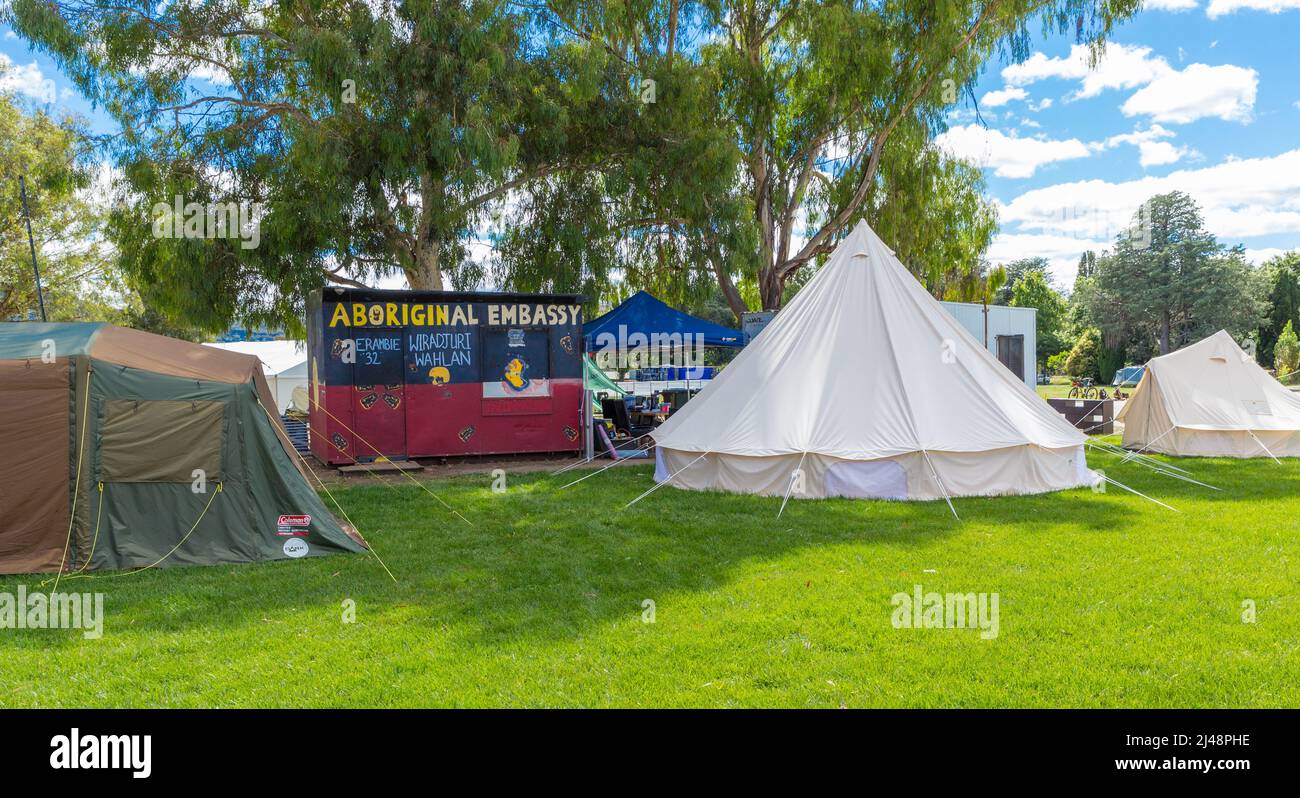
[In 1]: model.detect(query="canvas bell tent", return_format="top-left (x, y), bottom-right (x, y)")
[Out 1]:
top-left (0, 322), bottom-right (365, 575)
top-left (650, 220), bottom-right (1096, 501)
top-left (1117, 330), bottom-right (1300, 458)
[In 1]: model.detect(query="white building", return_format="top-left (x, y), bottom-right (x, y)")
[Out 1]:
top-left (938, 301), bottom-right (1038, 388)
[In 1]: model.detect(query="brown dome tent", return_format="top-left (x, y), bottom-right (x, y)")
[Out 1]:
top-left (0, 322), bottom-right (365, 574)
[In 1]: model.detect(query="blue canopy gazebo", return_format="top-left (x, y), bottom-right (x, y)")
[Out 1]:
top-left (580, 291), bottom-right (743, 460)
top-left (583, 290), bottom-right (744, 350)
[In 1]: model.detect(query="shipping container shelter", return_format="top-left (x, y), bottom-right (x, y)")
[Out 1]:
top-left (307, 288), bottom-right (585, 464)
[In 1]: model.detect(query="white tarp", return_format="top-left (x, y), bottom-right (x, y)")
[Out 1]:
top-left (204, 341), bottom-right (307, 413)
top-left (651, 219), bottom-right (1094, 500)
top-left (1117, 330), bottom-right (1300, 457)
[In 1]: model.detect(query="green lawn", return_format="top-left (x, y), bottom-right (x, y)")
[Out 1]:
top-left (3, 439), bottom-right (1297, 708)
top-left (1035, 376), bottom-right (1131, 400)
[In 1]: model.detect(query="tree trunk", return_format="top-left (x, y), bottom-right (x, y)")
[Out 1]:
top-left (406, 245), bottom-right (443, 290)
top-left (1160, 309), bottom-right (1171, 354)
top-left (710, 252), bottom-right (748, 323)
top-left (759, 266), bottom-right (784, 311)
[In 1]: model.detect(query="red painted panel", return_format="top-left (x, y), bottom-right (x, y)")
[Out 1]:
top-left (315, 376), bottom-right (582, 462)
top-left (315, 385), bottom-right (359, 465)
top-left (351, 384), bottom-right (406, 460)
top-left (403, 379), bottom-right (583, 457)
top-left (481, 396), bottom-right (553, 416)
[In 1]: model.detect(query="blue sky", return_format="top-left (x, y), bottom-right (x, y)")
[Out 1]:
top-left (939, 0), bottom-right (1300, 286)
top-left (3, 2), bottom-right (1298, 291)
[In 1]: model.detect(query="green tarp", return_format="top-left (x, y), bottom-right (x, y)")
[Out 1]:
top-left (584, 355), bottom-right (626, 395)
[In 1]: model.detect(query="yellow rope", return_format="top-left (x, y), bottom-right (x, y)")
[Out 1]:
top-left (66, 484), bottom-right (222, 580)
top-left (253, 394), bottom-right (398, 583)
top-left (306, 394), bottom-right (472, 526)
top-left (48, 369), bottom-right (92, 592)
top-left (67, 482), bottom-right (105, 576)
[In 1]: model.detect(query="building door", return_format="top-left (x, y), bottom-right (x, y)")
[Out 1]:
top-left (996, 334), bottom-right (1025, 382)
top-left (351, 328), bottom-right (406, 461)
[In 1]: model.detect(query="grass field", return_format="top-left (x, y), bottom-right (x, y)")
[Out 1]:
top-left (3, 438), bottom-right (1298, 708)
top-left (1035, 376), bottom-right (1134, 400)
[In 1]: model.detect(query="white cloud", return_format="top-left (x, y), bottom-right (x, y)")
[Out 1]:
top-left (1121, 63), bottom-right (1257, 123)
top-left (1029, 97), bottom-right (1053, 112)
top-left (998, 148), bottom-right (1300, 246)
top-left (1244, 248), bottom-right (1292, 265)
top-left (1207, 0), bottom-right (1300, 17)
top-left (988, 233), bottom-right (1109, 285)
top-left (1134, 140), bottom-right (1191, 167)
top-left (980, 87), bottom-right (1028, 107)
top-left (1099, 124), bottom-right (1197, 167)
top-left (1002, 43), bottom-right (1172, 99)
top-left (1146, 0), bottom-right (1199, 9)
top-left (0, 53), bottom-right (57, 103)
top-left (936, 124), bottom-right (1091, 178)
top-left (1001, 44), bottom-right (1257, 125)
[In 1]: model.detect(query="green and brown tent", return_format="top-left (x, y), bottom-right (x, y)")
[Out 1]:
top-left (0, 322), bottom-right (366, 574)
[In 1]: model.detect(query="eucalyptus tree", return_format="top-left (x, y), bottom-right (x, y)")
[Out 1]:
top-left (0, 88), bottom-right (114, 322)
top-left (7, 0), bottom-right (648, 331)
top-left (511, 0), bottom-right (1138, 318)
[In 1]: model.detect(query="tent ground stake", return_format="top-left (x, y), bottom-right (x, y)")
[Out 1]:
top-left (777, 451), bottom-right (809, 518)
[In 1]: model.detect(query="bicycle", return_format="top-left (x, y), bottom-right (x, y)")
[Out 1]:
top-left (1068, 377), bottom-right (1106, 400)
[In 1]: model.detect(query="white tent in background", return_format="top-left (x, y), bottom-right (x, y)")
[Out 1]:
top-left (203, 340), bottom-right (307, 414)
top-left (1117, 330), bottom-right (1300, 459)
top-left (650, 219), bottom-right (1097, 502)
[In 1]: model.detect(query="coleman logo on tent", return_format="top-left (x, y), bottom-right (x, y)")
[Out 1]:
top-left (283, 538), bottom-right (310, 558)
top-left (277, 514), bottom-right (311, 536)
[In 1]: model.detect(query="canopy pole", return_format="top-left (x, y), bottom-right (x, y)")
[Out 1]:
top-left (583, 388), bottom-right (594, 463)
top-left (777, 451), bottom-right (809, 518)
top-left (921, 449), bottom-right (959, 521)
top-left (1248, 430), bottom-right (1282, 465)
top-left (624, 451), bottom-right (709, 509)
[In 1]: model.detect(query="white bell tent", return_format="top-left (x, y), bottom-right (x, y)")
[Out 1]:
top-left (649, 220), bottom-right (1098, 502)
top-left (1117, 330), bottom-right (1300, 460)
